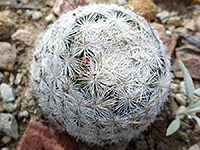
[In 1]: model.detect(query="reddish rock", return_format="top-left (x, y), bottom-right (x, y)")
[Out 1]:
top-left (17, 119), bottom-right (80, 150)
top-left (151, 22), bottom-right (177, 56)
top-left (173, 45), bottom-right (200, 79)
top-left (195, 16), bottom-right (200, 32)
top-left (0, 42), bottom-right (17, 71)
top-left (52, 0), bottom-right (85, 16)
top-left (11, 29), bottom-right (34, 46)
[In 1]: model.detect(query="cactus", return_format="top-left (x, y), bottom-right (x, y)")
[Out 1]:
top-left (30, 4), bottom-right (173, 145)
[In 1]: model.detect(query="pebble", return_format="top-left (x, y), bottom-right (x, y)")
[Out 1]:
top-left (156, 10), bottom-right (170, 23)
top-left (3, 102), bottom-right (18, 113)
top-left (179, 81), bottom-right (186, 95)
top-left (0, 113), bottom-right (19, 139)
top-left (0, 10), bottom-right (15, 40)
top-left (18, 110), bottom-right (29, 119)
top-left (188, 142), bottom-right (200, 150)
top-left (0, 83), bottom-right (15, 102)
top-left (176, 105), bottom-right (186, 116)
top-left (126, 0), bottom-right (157, 20)
top-left (175, 93), bottom-right (186, 106)
top-left (112, 0), bottom-right (127, 5)
top-left (1, 148), bottom-right (9, 150)
top-left (170, 11), bottom-right (178, 17)
top-left (173, 45), bottom-right (200, 80)
top-left (183, 19), bottom-right (195, 31)
top-left (166, 30), bottom-right (172, 36)
top-left (45, 13), bottom-right (56, 23)
top-left (11, 29), bottom-right (34, 46)
top-left (167, 17), bottom-right (181, 27)
top-left (0, 42), bottom-right (17, 71)
top-left (16, 119), bottom-right (79, 150)
top-left (9, 73), bottom-right (15, 86)
top-left (32, 11), bottom-right (43, 20)
top-left (0, 72), bottom-right (4, 83)
top-left (170, 83), bottom-right (179, 93)
top-left (1, 136), bottom-right (11, 144)
top-left (15, 73), bottom-right (23, 85)
top-left (18, 0), bottom-right (29, 4)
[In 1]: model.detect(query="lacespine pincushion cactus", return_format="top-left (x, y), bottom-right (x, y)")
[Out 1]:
top-left (30, 4), bottom-right (173, 145)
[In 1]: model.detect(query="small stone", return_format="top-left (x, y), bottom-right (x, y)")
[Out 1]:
top-left (0, 10), bottom-right (16, 40)
top-left (167, 17), bottom-right (181, 27)
top-left (1, 147), bottom-right (9, 150)
top-left (18, 110), bottom-right (29, 119)
top-left (166, 30), bottom-right (172, 36)
top-left (0, 113), bottom-right (19, 139)
top-left (115, 0), bottom-right (126, 5)
top-left (18, 0), bottom-right (29, 4)
top-left (1, 136), bottom-right (12, 144)
top-left (0, 72), bottom-right (4, 83)
top-left (0, 42), bottom-right (17, 71)
top-left (126, 0), bottom-right (157, 20)
top-left (52, 0), bottom-right (85, 16)
top-left (170, 11), bottom-right (178, 17)
top-left (9, 73), bottom-right (15, 86)
top-left (46, 0), bottom-right (55, 7)
top-left (170, 83), bottom-right (179, 93)
top-left (188, 142), bottom-right (200, 150)
top-left (179, 81), bottom-right (186, 95)
top-left (11, 29), bottom-right (34, 46)
top-left (15, 73), bottom-right (23, 85)
top-left (195, 16), bottom-right (200, 32)
top-left (176, 106), bottom-right (186, 119)
top-left (173, 45), bottom-right (200, 79)
top-left (183, 19), bottom-right (195, 31)
top-left (135, 140), bottom-right (148, 150)
top-left (0, 83), bottom-right (15, 102)
top-left (45, 13), bottom-right (56, 23)
top-left (16, 119), bottom-right (79, 150)
top-left (156, 10), bottom-right (170, 23)
top-left (3, 103), bottom-right (18, 113)
top-left (32, 11), bottom-right (43, 20)
top-left (85, 0), bottom-right (107, 3)
top-left (175, 94), bottom-right (186, 106)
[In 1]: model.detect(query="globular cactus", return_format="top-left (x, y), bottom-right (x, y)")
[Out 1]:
top-left (30, 4), bottom-right (173, 145)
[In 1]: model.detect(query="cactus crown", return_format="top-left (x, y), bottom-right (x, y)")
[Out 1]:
top-left (30, 4), bottom-right (172, 145)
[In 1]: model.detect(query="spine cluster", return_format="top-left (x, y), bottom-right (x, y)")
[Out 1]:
top-left (30, 4), bottom-right (172, 145)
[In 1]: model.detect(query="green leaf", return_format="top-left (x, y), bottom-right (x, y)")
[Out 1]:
top-left (191, 101), bottom-right (200, 108)
top-left (178, 60), bottom-right (194, 106)
top-left (186, 107), bottom-right (200, 114)
top-left (194, 88), bottom-right (200, 97)
top-left (189, 114), bottom-right (200, 127)
top-left (166, 116), bottom-right (180, 136)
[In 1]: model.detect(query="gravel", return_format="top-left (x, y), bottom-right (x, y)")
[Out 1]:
top-left (0, 83), bottom-right (16, 102)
